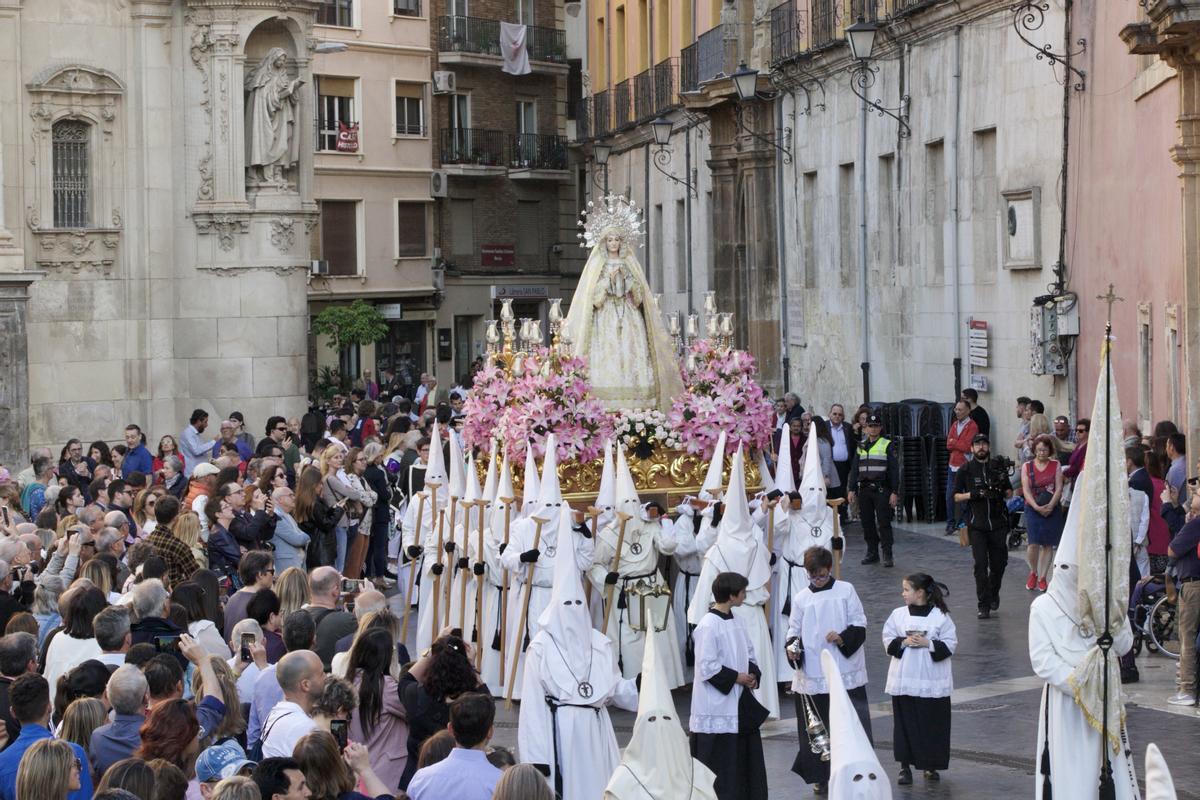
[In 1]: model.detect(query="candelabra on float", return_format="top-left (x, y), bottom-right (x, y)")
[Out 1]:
top-left (667, 290), bottom-right (735, 369)
top-left (484, 298), bottom-right (572, 377)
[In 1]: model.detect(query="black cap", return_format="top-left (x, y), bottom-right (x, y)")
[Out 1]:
top-left (972, 433), bottom-right (990, 444)
top-left (865, 413), bottom-right (883, 426)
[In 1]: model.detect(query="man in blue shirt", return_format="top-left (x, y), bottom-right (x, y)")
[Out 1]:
top-left (180, 409), bottom-right (214, 477)
top-left (0, 673), bottom-right (93, 800)
top-left (406, 693), bottom-right (501, 800)
top-left (122, 425), bottom-right (154, 478)
top-left (89, 665), bottom-right (148, 779)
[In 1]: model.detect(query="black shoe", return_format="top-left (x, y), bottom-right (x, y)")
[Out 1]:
top-left (990, 598), bottom-right (1000, 611)
top-left (861, 553), bottom-right (880, 565)
top-left (977, 608), bottom-right (990, 619)
top-left (883, 554), bottom-right (894, 568)
top-left (897, 767), bottom-right (913, 786)
top-left (924, 770), bottom-right (940, 781)
top-left (384, 569), bottom-right (398, 580)
top-left (812, 782), bottom-right (828, 796)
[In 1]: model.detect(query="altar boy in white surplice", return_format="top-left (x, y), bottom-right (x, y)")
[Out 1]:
top-left (518, 505), bottom-right (638, 800)
top-left (687, 443), bottom-right (779, 720)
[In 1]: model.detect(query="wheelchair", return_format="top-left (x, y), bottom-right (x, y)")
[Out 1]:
top-left (1129, 573), bottom-right (1180, 659)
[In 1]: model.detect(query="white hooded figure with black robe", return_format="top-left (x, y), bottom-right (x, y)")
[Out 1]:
top-left (501, 435), bottom-right (595, 699)
top-left (447, 453), bottom-right (484, 641)
top-left (519, 506), bottom-right (639, 800)
top-left (688, 444), bottom-right (780, 720)
top-left (415, 429), bottom-right (468, 652)
top-left (604, 626), bottom-right (718, 800)
top-left (520, 444), bottom-right (540, 519)
top-left (1029, 341), bottom-right (1139, 800)
top-left (590, 445), bottom-right (684, 686)
top-left (480, 449), bottom-right (514, 691)
top-left (672, 431), bottom-right (727, 680)
top-left (402, 421), bottom-right (447, 656)
top-left (823, 649), bottom-right (892, 800)
top-left (589, 440), bottom-right (617, 630)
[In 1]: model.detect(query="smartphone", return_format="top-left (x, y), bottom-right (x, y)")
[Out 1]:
top-left (330, 718), bottom-right (349, 749)
top-left (0, 507), bottom-right (8, 526)
top-left (341, 578), bottom-right (360, 594)
top-left (240, 633), bottom-right (254, 663)
top-left (154, 634), bottom-right (181, 653)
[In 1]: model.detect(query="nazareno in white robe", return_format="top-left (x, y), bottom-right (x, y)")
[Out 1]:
top-left (1029, 592), bottom-right (1139, 800)
top-left (671, 504), bottom-right (710, 682)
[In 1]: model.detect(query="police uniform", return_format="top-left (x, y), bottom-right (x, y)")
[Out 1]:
top-left (847, 413), bottom-right (900, 566)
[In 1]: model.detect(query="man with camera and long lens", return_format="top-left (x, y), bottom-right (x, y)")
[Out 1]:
top-left (953, 434), bottom-right (1012, 619)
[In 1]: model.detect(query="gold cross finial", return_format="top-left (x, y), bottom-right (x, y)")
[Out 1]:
top-left (1097, 283), bottom-right (1124, 326)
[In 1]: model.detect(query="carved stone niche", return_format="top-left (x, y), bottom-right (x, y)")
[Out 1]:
top-left (25, 65), bottom-right (126, 277)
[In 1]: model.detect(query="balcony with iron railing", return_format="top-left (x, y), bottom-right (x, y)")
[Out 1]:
top-left (594, 89), bottom-right (611, 137)
top-left (613, 79), bottom-right (632, 129)
top-left (770, 1), bottom-right (799, 66)
top-left (634, 68), bottom-right (656, 122)
top-left (652, 57), bottom-right (680, 115)
top-left (436, 16), bottom-right (567, 73)
top-left (439, 127), bottom-right (508, 174)
top-left (770, 0), bottom-right (951, 67)
top-left (575, 97), bottom-right (592, 140)
top-left (510, 132), bottom-right (569, 177)
top-left (681, 24), bottom-right (742, 92)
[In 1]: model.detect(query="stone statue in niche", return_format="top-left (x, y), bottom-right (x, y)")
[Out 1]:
top-left (245, 47), bottom-right (303, 188)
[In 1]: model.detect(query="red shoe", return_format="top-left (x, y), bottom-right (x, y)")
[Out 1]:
top-left (1038, 577), bottom-right (1048, 592)
top-left (1026, 572), bottom-right (1038, 591)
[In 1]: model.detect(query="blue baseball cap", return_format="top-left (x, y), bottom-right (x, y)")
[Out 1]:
top-left (195, 744), bottom-right (256, 783)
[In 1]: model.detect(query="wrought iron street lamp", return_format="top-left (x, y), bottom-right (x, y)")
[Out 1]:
top-left (727, 62), bottom-right (792, 164)
top-left (592, 141), bottom-right (612, 194)
top-left (844, 18), bottom-right (910, 138)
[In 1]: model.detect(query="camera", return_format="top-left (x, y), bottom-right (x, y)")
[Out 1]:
top-left (970, 454), bottom-right (1014, 500)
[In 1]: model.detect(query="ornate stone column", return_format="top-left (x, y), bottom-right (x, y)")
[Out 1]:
top-left (0, 2), bottom-right (24, 273)
top-left (209, 26), bottom-right (249, 208)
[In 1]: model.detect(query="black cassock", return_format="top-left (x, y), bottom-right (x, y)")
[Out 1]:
top-left (690, 661), bottom-right (769, 800)
top-left (791, 685), bottom-right (874, 784)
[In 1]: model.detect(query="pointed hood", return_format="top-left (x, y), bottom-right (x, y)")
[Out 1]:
top-left (520, 444), bottom-right (541, 518)
top-left (757, 451), bottom-right (776, 494)
top-left (461, 453), bottom-right (481, 532)
top-left (424, 421), bottom-right (447, 489)
top-left (798, 423), bottom-right (829, 523)
top-left (823, 649), bottom-right (891, 800)
top-left (447, 428), bottom-right (466, 499)
top-left (716, 444), bottom-right (752, 539)
top-left (481, 447), bottom-right (498, 505)
top-left (534, 433), bottom-right (563, 520)
top-left (491, 450), bottom-right (516, 537)
top-left (606, 626), bottom-right (718, 800)
top-left (536, 506), bottom-right (592, 674)
top-left (596, 439), bottom-right (616, 513)
top-left (775, 427), bottom-right (796, 493)
top-left (614, 444), bottom-right (640, 514)
top-left (1046, 469), bottom-right (1084, 611)
top-left (700, 431), bottom-right (728, 502)
top-left (1145, 743), bottom-right (1178, 800)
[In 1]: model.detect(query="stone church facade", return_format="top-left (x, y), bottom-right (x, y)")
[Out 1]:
top-left (0, 0), bottom-right (320, 466)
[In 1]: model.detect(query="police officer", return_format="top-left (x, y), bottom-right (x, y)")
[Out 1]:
top-left (952, 433), bottom-right (1011, 619)
top-left (846, 413), bottom-right (900, 567)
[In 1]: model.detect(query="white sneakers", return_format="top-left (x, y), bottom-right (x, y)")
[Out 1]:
top-left (1165, 692), bottom-right (1196, 706)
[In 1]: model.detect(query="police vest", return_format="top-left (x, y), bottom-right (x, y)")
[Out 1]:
top-left (856, 437), bottom-right (891, 483)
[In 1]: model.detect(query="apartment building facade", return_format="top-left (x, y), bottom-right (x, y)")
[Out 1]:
top-left (427, 0), bottom-right (583, 385)
top-left (307, 0), bottom-right (438, 387)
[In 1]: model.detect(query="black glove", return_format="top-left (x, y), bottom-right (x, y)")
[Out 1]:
top-left (430, 563), bottom-right (445, 576)
top-left (711, 503), bottom-right (724, 527)
top-left (970, 488), bottom-right (984, 501)
top-left (520, 549), bottom-right (540, 563)
top-left (473, 562), bottom-right (486, 576)
top-left (831, 537), bottom-right (844, 551)
top-left (769, 553), bottom-right (778, 567)
top-left (406, 545), bottom-right (421, 559)
top-left (574, 522), bottom-right (593, 539)
top-left (498, 542), bottom-right (507, 554)
top-left (457, 557), bottom-right (469, 570)
top-left (604, 571), bottom-right (620, 585)
top-left (766, 489), bottom-right (783, 501)
top-left (444, 540), bottom-right (456, 554)
top-left (532, 764), bottom-right (551, 778)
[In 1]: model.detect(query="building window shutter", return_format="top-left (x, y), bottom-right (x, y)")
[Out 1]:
top-left (397, 202), bottom-right (427, 258)
top-left (517, 200), bottom-right (540, 257)
top-left (320, 200), bottom-right (358, 275)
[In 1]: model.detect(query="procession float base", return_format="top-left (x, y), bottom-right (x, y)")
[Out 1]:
top-left (495, 448), bottom-right (762, 508)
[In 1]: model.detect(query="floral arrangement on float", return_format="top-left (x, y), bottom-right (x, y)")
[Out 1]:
top-left (462, 307), bottom-right (612, 464)
top-left (613, 409), bottom-right (680, 459)
top-left (667, 337), bottom-right (775, 458)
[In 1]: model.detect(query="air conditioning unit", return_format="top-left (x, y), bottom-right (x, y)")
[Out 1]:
top-left (430, 170), bottom-right (449, 198)
top-left (432, 71), bottom-right (456, 94)
top-left (310, 259), bottom-right (329, 276)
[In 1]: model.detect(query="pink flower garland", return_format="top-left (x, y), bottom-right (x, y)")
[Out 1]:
top-left (667, 339), bottom-right (774, 457)
top-left (462, 348), bottom-right (613, 463)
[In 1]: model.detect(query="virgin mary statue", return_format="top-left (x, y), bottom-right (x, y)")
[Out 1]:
top-left (564, 195), bottom-right (684, 411)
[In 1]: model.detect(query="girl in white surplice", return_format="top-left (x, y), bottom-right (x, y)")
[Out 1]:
top-left (882, 573), bottom-right (957, 786)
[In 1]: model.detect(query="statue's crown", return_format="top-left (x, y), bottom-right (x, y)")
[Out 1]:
top-left (576, 194), bottom-right (644, 250)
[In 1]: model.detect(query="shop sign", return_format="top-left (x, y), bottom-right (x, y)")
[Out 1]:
top-left (377, 303), bottom-right (403, 320)
top-left (491, 285), bottom-right (549, 300)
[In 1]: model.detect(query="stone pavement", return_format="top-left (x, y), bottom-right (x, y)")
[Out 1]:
top-left (396, 521), bottom-right (1200, 797)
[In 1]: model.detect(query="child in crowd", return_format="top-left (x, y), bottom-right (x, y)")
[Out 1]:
top-left (882, 572), bottom-right (957, 785)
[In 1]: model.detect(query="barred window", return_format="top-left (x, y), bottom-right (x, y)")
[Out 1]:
top-left (52, 120), bottom-right (90, 229)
